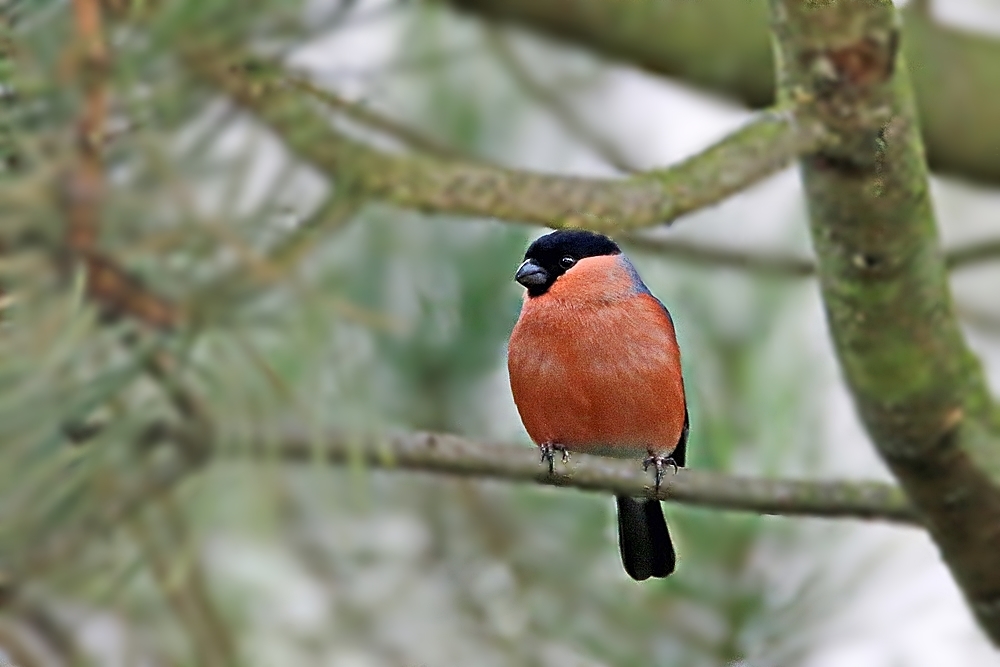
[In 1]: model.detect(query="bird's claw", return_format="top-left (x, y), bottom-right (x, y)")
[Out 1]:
top-left (540, 443), bottom-right (569, 475)
top-left (643, 454), bottom-right (678, 491)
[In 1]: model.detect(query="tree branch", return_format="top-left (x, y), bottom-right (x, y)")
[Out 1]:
top-left (60, 0), bottom-right (181, 330)
top-left (769, 0), bottom-right (1000, 644)
top-left (622, 234), bottom-right (1000, 278)
top-left (74, 251), bottom-right (182, 329)
top-left (67, 0), bottom-right (109, 253)
top-left (10, 426), bottom-right (918, 583)
top-left (286, 75), bottom-right (477, 162)
top-left (621, 235), bottom-right (816, 277)
top-left (231, 70), bottom-right (1000, 281)
top-left (206, 74), bottom-right (1000, 281)
top-left (241, 429), bottom-right (919, 524)
top-left (446, 0), bottom-right (1000, 186)
top-left (182, 50), bottom-right (830, 232)
top-left (181, 64), bottom-right (1000, 280)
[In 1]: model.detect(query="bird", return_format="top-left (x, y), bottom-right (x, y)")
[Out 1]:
top-left (507, 229), bottom-right (689, 580)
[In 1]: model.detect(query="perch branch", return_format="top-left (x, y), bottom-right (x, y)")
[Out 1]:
top-left (240, 429), bottom-right (920, 524)
top-left (11, 426), bottom-right (918, 583)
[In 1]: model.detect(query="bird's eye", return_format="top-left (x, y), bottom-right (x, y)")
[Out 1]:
top-left (559, 256), bottom-right (577, 269)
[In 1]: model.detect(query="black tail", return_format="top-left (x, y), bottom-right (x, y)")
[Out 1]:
top-left (615, 495), bottom-right (676, 580)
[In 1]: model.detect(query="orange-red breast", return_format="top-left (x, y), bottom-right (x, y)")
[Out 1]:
top-left (507, 229), bottom-right (689, 580)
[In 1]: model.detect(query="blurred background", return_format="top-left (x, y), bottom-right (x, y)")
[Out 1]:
top-left (2, 0), bottom-right (1000, 665)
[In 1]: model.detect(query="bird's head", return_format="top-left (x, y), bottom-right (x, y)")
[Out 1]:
top-left (515, 229), bottom-right (621, 297)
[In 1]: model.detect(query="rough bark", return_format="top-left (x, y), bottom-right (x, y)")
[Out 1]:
top-left (769, 0), bottom-right (1000, 645)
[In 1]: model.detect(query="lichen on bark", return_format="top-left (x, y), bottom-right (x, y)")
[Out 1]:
top-left (770, 0), bottom-right (1000, 644)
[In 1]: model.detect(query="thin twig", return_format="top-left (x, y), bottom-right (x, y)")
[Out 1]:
top-left (623, 234), bottom-right (1000, 277)
top-left (487, 27), bottom-right (640, 173)
top-left (622, 234), bottom-right (816, 277)
top-left (67, 0), bottom-right (110, 253)
top-left (160, 497), bottom-right (238, 667)
top-left (235, 65), bottom-right (1000, 278)
top-left (61, 0), bottom-right (181, 330)
top-left (946, 238), bottom-right (1000, 271)
top-left (286, 74), bottom-right (480, 162)
top-left (77, 251), bottom-right (182, 328)
top-left (127, 511), bottom-right (233, 667)
top-left (138, 345), bottom-right (214, 464)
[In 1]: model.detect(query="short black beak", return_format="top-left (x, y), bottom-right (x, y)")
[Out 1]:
top-left (515, 260), bottom-right (548, 288)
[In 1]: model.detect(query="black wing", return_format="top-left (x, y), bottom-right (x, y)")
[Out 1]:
top-left (672, 407), bottom-right (689, 468)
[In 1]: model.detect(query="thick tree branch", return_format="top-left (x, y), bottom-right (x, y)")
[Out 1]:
top-left (12, 426), bottom-right (917, 582)
top-left (221, 75), bottom-right (1000, 281)
top-left (192, 69), bottom-right (1000, 279)
top-left (770, 0), bottom-right (1000, 645)
top-left (243, 429), bottom-right (919, 524)
top-left (182, 50), bottom-right (830, 232)
top-left (447, 0), bottom-right (1000, 186)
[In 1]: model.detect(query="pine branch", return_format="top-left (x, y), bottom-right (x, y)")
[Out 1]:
top-left (128, 511), bottom-right (235, 667)
top-left (67, 0), bottom-right (109, 254)
top-left (181, 48), bottom-right (831, 232)
top-left (60, 0), bottom-right (180, 330)
top-left (73, 251), bottom-right (182, 329)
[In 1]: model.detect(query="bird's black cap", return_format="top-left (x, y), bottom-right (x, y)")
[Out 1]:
top-left (515, 229), bottom-right (621, 297)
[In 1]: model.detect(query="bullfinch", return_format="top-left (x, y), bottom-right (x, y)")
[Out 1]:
top-left (507, 229), bottom-right (689, 580)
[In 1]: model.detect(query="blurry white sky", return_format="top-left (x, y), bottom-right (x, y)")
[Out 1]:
top-left (279, 1), bottom-right (1000, 664)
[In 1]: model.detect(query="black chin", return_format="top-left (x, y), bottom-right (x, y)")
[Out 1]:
top-left (524, 282), bottom-right (551, 297)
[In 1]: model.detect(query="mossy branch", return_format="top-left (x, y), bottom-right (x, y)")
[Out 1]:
top-left (11, 426), bottom-right (918, 584)
top-left (769, 0), bottom-right (1000, 645)
top-left (448, 0), bottom-right (1000, 185)
top-left (182, 49), bottom-right (830, 232)
top-left (245, 429), bottom-right (919, 524)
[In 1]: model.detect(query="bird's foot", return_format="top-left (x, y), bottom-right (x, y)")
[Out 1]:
top-left (643, 454), bottom-right (678, 491)
top-left (540, 443), bottom-right (570, 475)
